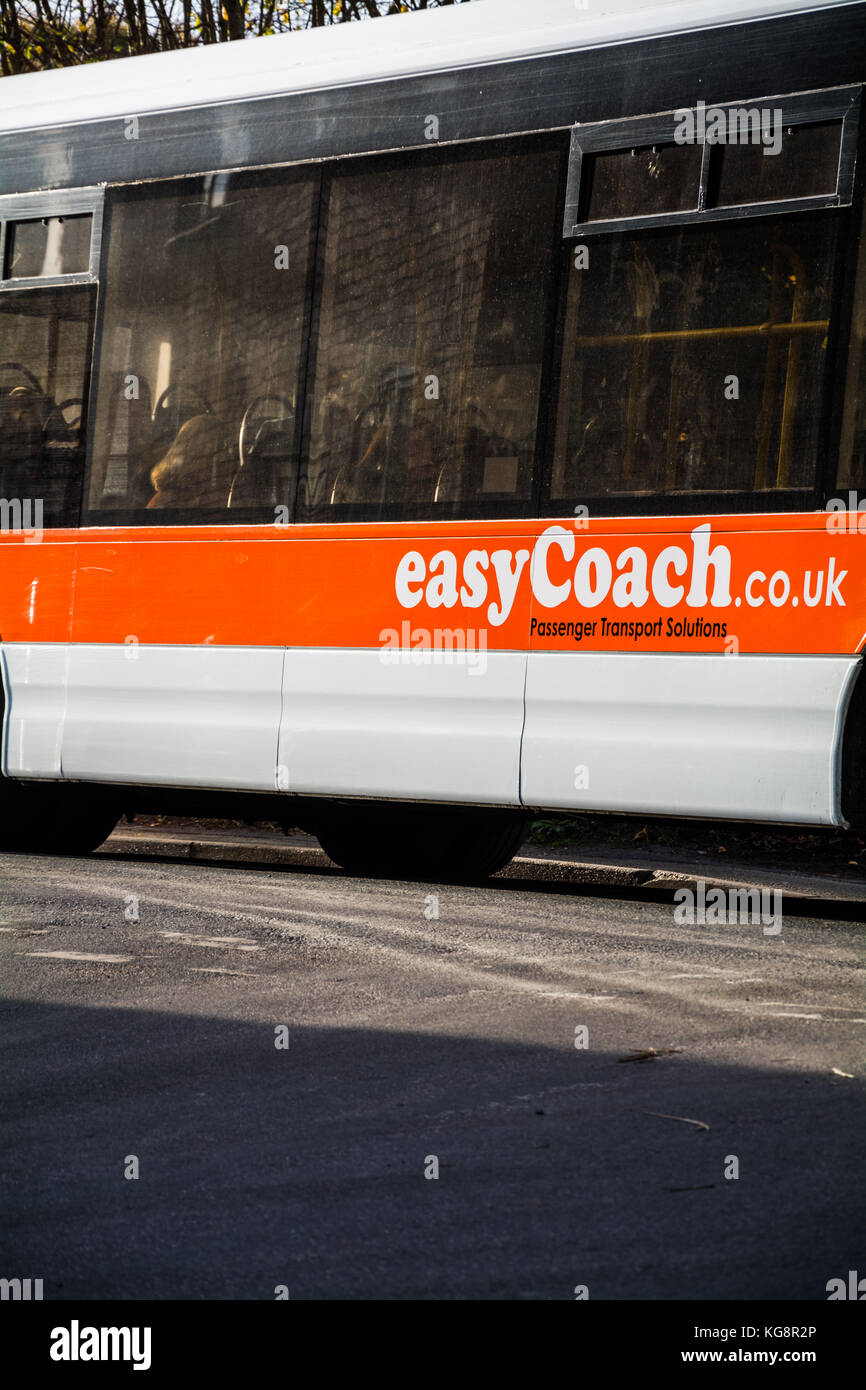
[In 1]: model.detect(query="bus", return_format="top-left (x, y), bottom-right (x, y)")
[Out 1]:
top-left (1, 0), bottom-right (865, 879)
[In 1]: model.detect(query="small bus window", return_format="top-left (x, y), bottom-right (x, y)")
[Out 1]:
top-left (299, 141), bottom-right (561, 522)
top-left (564, 90), bottom-right (857, 239)
top-left (0, 284), bottom-right (94, 527)
top-left (550, 212), bottom-right (838, 509)
top-left (583, 144), bottom-right (701, 222)
top-left (714, 121), bottom-right (843, 207)
top-left (87, 169), bottom-right (317, 522)
top-left (4, 215), bottom-right (93, 279)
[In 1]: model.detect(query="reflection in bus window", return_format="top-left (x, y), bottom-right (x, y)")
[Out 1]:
top-left (300, 143), bottom-right (560, 520)
top-left (0, 285), bottom-right (94, 526)
top-left (551, 213), bottom-right (838, 507)
top-left (87, 170), bottom-right (316, 521)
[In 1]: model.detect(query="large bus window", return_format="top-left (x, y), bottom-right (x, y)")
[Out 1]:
top-left (300, 141), bottom-right (561, 521)
top-left (838, 187), bottom-right (866, 497)
top-left (86, 169), bottom-right (317, 523)
top-left (0, 284), bottom-right (95, 526)
top-left (550, 213), bottom-right (839, 511)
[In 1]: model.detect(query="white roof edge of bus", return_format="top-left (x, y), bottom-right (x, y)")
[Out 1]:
top-left (0, 0), bottom-right (858, 136)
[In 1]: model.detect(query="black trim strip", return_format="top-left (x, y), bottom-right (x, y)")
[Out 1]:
top-left (2, 4), bottom-right (865, 197)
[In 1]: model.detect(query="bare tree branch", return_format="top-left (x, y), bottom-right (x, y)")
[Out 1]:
top-left (0, 0), bottom-right (471, 73)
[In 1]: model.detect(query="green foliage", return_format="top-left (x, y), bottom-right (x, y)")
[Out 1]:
top-left (528, 816), bottom-right (582, 846)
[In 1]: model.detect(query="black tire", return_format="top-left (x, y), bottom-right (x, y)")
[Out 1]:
top-left (0, 778), bottom-right (119, 855)
top-left (313, 802), bottom-right (529, 881)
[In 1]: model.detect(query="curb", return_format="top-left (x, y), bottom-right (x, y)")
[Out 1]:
top-left (98, 826), bottom-right (866, 908)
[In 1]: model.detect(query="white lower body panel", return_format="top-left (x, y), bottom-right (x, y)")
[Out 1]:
top-left (1, 643), bottom-right (69, 777)
top-left (60, 644), bottom-right (284, 790)
top-left (521, 652), bottom-right (857, 825)
top-left (2, 643), bottom-right (856, 827)
top-left (278, 647), bottom-right (525, 805)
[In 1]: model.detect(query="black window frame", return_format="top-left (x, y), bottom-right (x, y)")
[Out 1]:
top-left (541, 205), bottom-right (850, 520)
top-left (19, 89), bottom-right (860, 530)
top-left (563, 86), bottom-right (861, 240)
top-left (0, 185), bottom-right (104, 288)
top-left (82, 165), bottom-right (322, 530)
top-left (0, 186), bottom-right (102, 529)
top-left (293, 132), bottom-right (569, 529)
top-left (80, 132), bottom-right (568, 530)
top-left (543, 86), bottom-right (864, 519)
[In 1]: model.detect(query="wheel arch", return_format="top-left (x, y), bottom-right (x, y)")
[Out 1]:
top-left (840, 655), bottom-right (866, 830)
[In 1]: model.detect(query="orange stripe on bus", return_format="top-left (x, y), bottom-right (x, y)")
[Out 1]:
top-left (0, 513), bottom-right (864, 654)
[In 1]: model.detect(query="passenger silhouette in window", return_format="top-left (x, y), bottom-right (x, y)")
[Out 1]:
top-left (0, 377), bottom-right (82, 521)
top-left (146, 414), bottom-right (234, 510)
top-left (0, 386), bottom-right (43, 498)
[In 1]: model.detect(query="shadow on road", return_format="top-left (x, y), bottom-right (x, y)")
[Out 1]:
top-left (1, 998), bottom-right (862, 1299)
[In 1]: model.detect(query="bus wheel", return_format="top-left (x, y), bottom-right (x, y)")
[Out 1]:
top-left (0, 779), bottom-right (120, 856)
top-left (313, 803), bottom-right (529, 881)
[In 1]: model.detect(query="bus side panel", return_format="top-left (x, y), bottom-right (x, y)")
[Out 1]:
top-left (520, 652), bottom-right (857, 825)
top-left (61, 533), bottom-right (285, 791)
top-left (60, 643), bottom-right (284, 791)
top-left (0, 644), bottom-right (72, 779)
top-left (277, 647), bottom-right (525, 805)
top-left (274, 524), bottom-right (533, 805)
top-left (519, 516), bottom-right (866, 825)
top-left (61, 525), bottom-right (532, 804)
top-left (0, 534), bottom-right (77, 779)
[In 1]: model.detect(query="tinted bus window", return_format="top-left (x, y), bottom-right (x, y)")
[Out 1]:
top-left (300, 142), bottom-right (561, 521)
top-left (583, 144), bottom-right (701, 221)
top-left (838, 194), bottom-right (866, 497)
top-left (87, 169), bottom-right (317, 522)
top-left (550, 212), bottom-right (838, 510)
top-left (714, 121), bottom-right (843, 207)
top-left (0, 284), bottom-right (95, 526)
top-left (4, 215), bottom-right (93, 279)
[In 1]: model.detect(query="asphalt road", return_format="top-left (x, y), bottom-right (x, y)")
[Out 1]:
top-left (1, 847), bottom-right (863, 1300)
